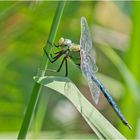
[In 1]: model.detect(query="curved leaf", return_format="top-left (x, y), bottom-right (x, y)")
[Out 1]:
top-left (34, 76), bottom-right (126, 139)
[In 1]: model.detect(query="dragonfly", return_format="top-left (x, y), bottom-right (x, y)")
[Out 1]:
top-left (44, 17), bottom-right (131, 129)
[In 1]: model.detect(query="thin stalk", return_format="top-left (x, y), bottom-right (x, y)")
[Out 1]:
top-left (17, 1), bottom-right (66, 139)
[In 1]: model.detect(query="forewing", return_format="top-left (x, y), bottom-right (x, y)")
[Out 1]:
top-left (80, 17), bottom-right (98, 74)
top-left (80, 17), bottom-right (92, 52)
top-left (80, 17), bottom-right (100, 104)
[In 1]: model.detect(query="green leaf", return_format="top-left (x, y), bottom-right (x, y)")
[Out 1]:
top-left (97, 44), bottom-right (140, 101)
top-left (34, 75), bottom-right (126, 139)
top-left (17, 2), bottom-right (66, 139)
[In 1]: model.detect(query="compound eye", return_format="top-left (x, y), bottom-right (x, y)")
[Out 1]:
top-left (64, 39), bottom-right (72, 46)
top-left (67, 40), bottom-right (72, 45)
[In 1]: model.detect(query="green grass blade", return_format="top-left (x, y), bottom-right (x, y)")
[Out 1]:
top-left (97, 44), bottom-right (140, 137)
top-left (128, 2), bottom-right (140, 80)
top-left (17, 83), bottom-right (41, 139)
top-left (39, 2), bottom-right (66, 75)
top-left (32, 92), bottom-right (50, 137)
top-left (97, 44), bottom-right (140, 101)
top-left (17, 2), bottom-right (66, 139)
top-left (33, 76), bottom-right (126, 139)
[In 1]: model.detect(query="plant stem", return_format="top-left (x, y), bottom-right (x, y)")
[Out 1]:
top-left (17, 1), bottom-right (65, 139)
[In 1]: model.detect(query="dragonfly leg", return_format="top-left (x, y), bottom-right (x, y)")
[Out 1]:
top-left (57, 57), bottom-right (65, 72)
top-left (50, 50), bottom-right (65, 59)
top-left (54, 43), bottom-right (59, 48)
top-left (53, 50), bottom-right (61, 55)
top-left (51, 44), bottom-right (61, 54)
top-left (43, 48), bottom-right (65, 63)
top-left (43, 47), bottom-right (53, 62)
top-left (47, 40), bottom-right (53, 46)
top-left (47, 40), bottom-right (60, 55)
top-left (44, 41), bottom-right (69, 76)
top-left (65, 58), bottom-right (68, 76)
top-left (47, 40), bottom-right (60, 48)
top-left (56, 57), bottom-right (68, 77)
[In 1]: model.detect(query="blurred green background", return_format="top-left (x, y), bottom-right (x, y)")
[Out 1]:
top-left (0, 1), bottom-right (140, 139)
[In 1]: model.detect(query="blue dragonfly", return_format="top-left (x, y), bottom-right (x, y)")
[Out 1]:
top-left (80, 17), bottom-right (131, 129)
top-left (44, 17), bottom-right (131, 129)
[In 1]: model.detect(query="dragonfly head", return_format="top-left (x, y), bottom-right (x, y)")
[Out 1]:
top-left (58, 37), bottom-right (72, 48)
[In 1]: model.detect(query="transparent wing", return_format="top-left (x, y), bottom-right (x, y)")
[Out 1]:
top-left (80, 17), bottom-right (100, 104)
top-left (81, 60), bottom-right (100, 104)
top-left (87, 74), bottom-right (100, 104)
top-left (80, 17), bottom-right (98, 74)
top-left (80, 17), bottom-right (92, 52)
top-left (86, 55), bottom-right (98, 74)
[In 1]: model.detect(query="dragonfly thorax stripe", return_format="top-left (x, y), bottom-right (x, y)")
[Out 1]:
top-left (69, 43), bottom-right (80, 52)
